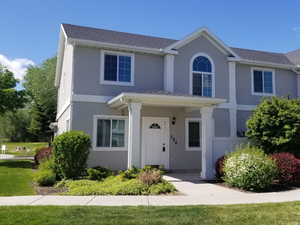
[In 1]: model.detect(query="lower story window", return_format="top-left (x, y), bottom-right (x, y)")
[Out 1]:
top-left (185, 118), bottom-right (201, 151)
top-left (94, 116), bottom-right (127, 150)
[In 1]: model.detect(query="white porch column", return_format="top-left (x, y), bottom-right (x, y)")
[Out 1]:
top-left (127, 103), bottom-right (142, 169)
top-left (200, 107), bottom-right (214, 179)
top-left (164, 54), bottom-right (175, 92)
top-left (229, 61), bottom-right (237, 138)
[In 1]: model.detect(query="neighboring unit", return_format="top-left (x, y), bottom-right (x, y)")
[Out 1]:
top-left (55, 24), bottom-right (300, 179)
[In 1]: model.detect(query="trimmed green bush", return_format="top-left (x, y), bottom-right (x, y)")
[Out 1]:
top-left (53, 131), bottom-right (91, 179)
top-left (33, 159), bottom-right (56, 186)
top-left (246, 97), bottom-right (300, 156)
top-left (86, 167), bottom-right (112, 181)
top-left (119, 167), bottom-right (141, 179)
top-left (223, 145), bottom-right (278, 191)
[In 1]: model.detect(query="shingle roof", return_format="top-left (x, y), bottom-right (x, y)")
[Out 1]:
top-left (231, 47), bottom-right (294, 65)
top-left (62, 24), bottom-right (298, 66)
top-left (62, 23), bottom-right (176, 49)
top-left (286, 49), bottom-right (300, 65)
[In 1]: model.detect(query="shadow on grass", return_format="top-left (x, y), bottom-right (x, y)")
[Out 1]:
top-left (0, 160), bottom-right (35, 169)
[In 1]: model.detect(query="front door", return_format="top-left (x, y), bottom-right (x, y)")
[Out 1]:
top-left (142, 117), bottom-right (170, 169)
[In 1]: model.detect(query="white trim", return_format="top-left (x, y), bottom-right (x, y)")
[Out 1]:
top-left (228, 57), bottom-right (298, 70)
top-left (164, 27), bottom-right (239, 58)
top-left (164, 54), bottom-right (175, 92)
top-left (92, 115), bottom-right (128, 151)
top-left (108, 92), bottom-right (226, 108)
top-left (56, 103), bottom-right (71, 120)
top-left (185, 118), bottom-right (202, 151)
top-left (189, 53), bottom-right (215, 97)
top-left (141, 117), bottom-right (170, 169)
top-left (251, 67), bottom-right (276, 96)
top-left (236, 104), bottom-right (256, 111)
top-left (228, 61), bottom-right (236, 104)
top-left (100, 50), bottom-right (135, 86)
top-left (71, 94), bottom-right (113, 103)
top-left (69, 38), bottom-right (178, 55)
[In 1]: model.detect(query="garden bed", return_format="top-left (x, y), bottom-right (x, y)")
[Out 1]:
top-left (55, 175), bottom-right (177, 196)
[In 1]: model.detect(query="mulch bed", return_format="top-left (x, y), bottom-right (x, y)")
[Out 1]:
top-left (34, 184), bottom-right (66, 195)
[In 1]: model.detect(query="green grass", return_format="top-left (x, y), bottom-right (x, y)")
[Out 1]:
top-left (0, 202), bottom-right (300, 225)
top-left (1, 142), bottom-right (48, 156)
top-left (0, 160), bottom-right (35, 196)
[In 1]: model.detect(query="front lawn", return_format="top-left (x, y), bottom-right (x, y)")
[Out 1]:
top-left (1, 142), bottom-right (48, 157)
top-left (0, 160), bottom-right (35, 196)
top-left (0, 201), bottom-right (300, 225)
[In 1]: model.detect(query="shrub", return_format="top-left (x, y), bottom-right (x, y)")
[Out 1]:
top-left (246, 97), bottom-right (300, 156)
top-left (34, 147), bottom-right (52, 165)
top-left (138, 169), bottom-right (162, 185)
top-left (149, 181), bottom-right (177, 195)
top-left (53, 131), bottom-right (91, 179)
top-left (86, 167), bottom-right (112, 181)
top-left (223, 145), bottom-right (278, 191)
top-left (33, 159), bottom-right (56, 186)
top-left (119, 167), bottom-right (141, 179)
top-left (271, 152), bottom-right (300, 184)
top-left (57, 176), bottom-right (176, 196)
top-left (215, 156), bottom-right (225, 179)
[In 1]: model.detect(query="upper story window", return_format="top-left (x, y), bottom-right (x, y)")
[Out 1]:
top-left (190, 54), bottom-right (214, 97)
top-left (251, 68), bottom-right (275, 96)
top-left (100, 50), bottom-right (134, 86)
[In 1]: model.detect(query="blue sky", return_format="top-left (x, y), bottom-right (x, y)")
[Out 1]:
top-left (0, 0), bottom-right (299, 80)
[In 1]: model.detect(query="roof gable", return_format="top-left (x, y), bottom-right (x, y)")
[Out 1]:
top-left (286, 49), bottom-right (300, 65)
top-left (164, 27), bottom-right (239, 58)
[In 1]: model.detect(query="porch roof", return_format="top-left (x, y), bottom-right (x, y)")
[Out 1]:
top-left (107, 92), bottom-right (226, 108)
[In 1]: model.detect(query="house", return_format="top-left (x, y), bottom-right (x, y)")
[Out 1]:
top-left (55, 23), bottom-right (300, 179)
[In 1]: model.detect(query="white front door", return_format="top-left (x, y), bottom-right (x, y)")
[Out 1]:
top-left (142, 117), bottom-right (170, 169)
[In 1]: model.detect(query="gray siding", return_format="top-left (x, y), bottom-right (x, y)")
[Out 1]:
top-left (73, 46), bottom-right (164, 96)
top-left (72, 102), bottom-right (127, 170)
top-left (237, 110), bottom-right (253, 135)
top-left (214, 109), bottom-right (230, 137)
top-left (173, 35), bottom-right (229, 100)
top-left (236, 64), bottom-right (298, 105)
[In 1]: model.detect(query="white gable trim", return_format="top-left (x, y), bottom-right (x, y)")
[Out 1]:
top-left (164, 27), bottom-right (240, 58)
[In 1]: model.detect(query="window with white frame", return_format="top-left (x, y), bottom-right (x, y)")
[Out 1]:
top-left (93, 116), bottom-right (127, 150)
top-left (101, 51), bottom-right (134, 85)
top-left (252, 68), bottom-right (274, 95)
top-left (191, 55), bottom-right (213, 97)
top-left (185, 118), bottom-right (201, 151)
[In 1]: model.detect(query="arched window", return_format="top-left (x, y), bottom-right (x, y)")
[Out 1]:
top-left (191, 54), bottom-right (214, 97)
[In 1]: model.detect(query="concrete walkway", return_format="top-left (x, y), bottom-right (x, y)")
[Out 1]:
top-left (0, 173), bottom-right (300, 206)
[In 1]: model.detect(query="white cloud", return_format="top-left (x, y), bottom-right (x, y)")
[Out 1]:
top-left (0, 54), bottom-right (35, 81)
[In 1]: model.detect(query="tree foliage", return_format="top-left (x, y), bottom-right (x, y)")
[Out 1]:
top-left (246, 97), bottom-right (300, 156)
top-left (0, 66), bottom-right (26, 114)
top-left (0, 109), bottom-right (32, 142)
top-left (23, 57), bottom-right (57, 141)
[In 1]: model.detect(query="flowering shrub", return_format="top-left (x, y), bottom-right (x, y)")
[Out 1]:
top-left (271, 152), bottom-right (300, 184)
top-left (223, 145), bottom-right (278, 191)
top-left (215, 156), bottom-right (225, 179)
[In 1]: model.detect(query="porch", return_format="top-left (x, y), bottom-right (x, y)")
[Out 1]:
top-left (108, 92), bottom-right (226, 179)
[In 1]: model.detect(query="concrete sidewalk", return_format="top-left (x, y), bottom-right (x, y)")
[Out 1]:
top-left (0, 173), bottom-right (300, 206)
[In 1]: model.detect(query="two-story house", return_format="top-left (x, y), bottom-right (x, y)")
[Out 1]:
top-left (55, 24), bottom-right (300, 179)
